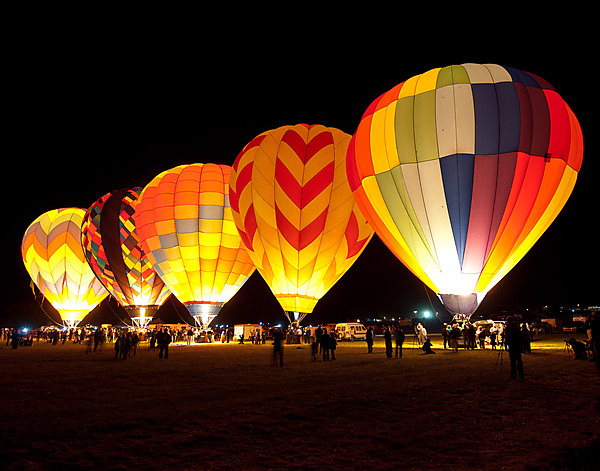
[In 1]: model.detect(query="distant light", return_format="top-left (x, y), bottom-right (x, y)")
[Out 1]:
top-left (423, 311), bottom-right (430, 318)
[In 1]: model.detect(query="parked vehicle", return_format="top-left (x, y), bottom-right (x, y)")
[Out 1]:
top-left (234, 324), bottom-right (263, 342)
top-left (335, 323), bottom-right (367, 341)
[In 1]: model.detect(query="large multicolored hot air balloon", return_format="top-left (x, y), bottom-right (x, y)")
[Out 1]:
top-left (229, 124), bottom-right (374, 324)
top-left (81, 187), bottom-right (170, 327)
top-left (136, 163), bottom-right (255, 326)
top-left (347, 63), bottom-right (583, 319)
top-left (22, 208), bottom-right (108, 327)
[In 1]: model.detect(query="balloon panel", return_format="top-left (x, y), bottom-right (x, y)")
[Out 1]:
top-left (230, 124), bottom-right (374, 314)
top-left (22, 208), bottom-right (108, 324)
top-left (347, 64), bottom-right (583, 311)
top-left (136, 163), bottom-right (255, 307)
top-left (81, 187), bottom-right (170, 309)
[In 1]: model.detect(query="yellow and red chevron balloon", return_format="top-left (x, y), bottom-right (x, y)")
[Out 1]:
top-left (136, 163), bottom-right (255, 326)
top-left (21, 208), bottom-right (108, 327)
top-left (81, 187), bottom-right (170, 326)
top-left (229, 124), bottom-right (374, 316)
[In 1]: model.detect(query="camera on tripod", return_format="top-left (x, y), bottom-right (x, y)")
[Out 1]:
top-left (564, 339), bottom-right (572, 353)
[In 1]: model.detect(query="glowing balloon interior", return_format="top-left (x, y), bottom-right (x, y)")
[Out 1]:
top-left (22, 208), bottom-right (108, 327)
top-left (81, 187), bottom-right (170, 327)
top-left (229, 124), bottom-right (374, 321)
top-left (347, 64), bottom-right (583, 319)
top-left (136, 163), bottom-right (255, 326)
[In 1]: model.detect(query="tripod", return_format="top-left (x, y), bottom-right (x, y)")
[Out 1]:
top-left (495, 345), bottom-right (504, 370)
top-left (412, 327), bottom-right (421, 353)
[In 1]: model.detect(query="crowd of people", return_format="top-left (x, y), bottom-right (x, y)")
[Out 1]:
top-left (4, 312), bottom-right (599, 377)
top-left (439, 321), bottom-right (536, 354)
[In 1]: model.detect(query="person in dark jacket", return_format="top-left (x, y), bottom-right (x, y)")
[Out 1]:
top-left (272, 327), bottom-right (284, 367)
top-left (393, 325), bottom-right (405, 358)
top-left (158, 328), bottom-right (171, 359)
top-left (329, 331), bottom-right (337, 360)
top-left (505, 317), bottom-right (524, 379)
top-left (366, 326), bottom-right (374, 353)
top-left (422, 337), bottom-right (435, 354)
top-left (384, 326), bottom-right (393, 358)
top-left (321, 329), bottom-right (330, 361)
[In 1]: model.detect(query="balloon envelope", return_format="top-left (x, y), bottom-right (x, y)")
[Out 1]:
top-left (347, 64), bottom-right (583, 318)
top-left (229, 124), bottom-right (374, 318)
top-left (22, 208), bottom-right (108, 327)
top-left (136, 163), bottom-right (255, 326)
top-left (81, 187), bottom-right (170, 327)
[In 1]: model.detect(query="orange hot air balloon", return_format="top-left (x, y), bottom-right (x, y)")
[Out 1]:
top-left (346, 64), bottom-right (583, 320)
top-left (22, 208), bottom-right (108, 327)
top-left (229, 124), bottom-right (374, 324)
top-left (136, 163), bottom-right (255, 327)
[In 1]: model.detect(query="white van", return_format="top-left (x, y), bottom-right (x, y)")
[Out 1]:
top-left (234, 324), bottom-right (263, 342)
top-left (335, 323), bottom-right (367, 341)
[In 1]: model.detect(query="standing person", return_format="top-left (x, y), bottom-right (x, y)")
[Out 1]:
top-left (416, 323), bottom-right (427, 345)
top-left (468, 324), bottom-right (476, 350)
top-left (329, 330), bottom-right (337, 360)
top-left (585, 312), bottom-right (594, 344)
top-left (10, 329), bottom-right (19, 349)
top-left (131, 332), bottom-right (140, 355)
top-left (521, 323), bottom-right (531, 353)
top-left (156, 328), bottom-right (164, 357)
top-left (384, 326), bottom-right (393, 358)
top-left (441, 324), bottom-right (449, 349)
top-left (366, 326), bottom-right (374, 353)
top-left (393, 325), bottom-right (405, 358)
top-left (479, 327), bottom-right (487, 349)
top-left (114, 333), bottom-right (122, 359)
top-left (315, 326), bottom-right (323, 354)
top-left (490, 328), bottom-right (497, 350)
top-left (449, 324), bottom-right (459, 352)
top-left (272, 327), bottom-right (284, 367)
top-left (120, 332), bottom-right (131, 360)
top-left (93, 329), bottom-right (101, 352)
top-left (589, 311), bottom-right (599, 374)
top-left (310, 337), bottom-right (318, 361)
top-left (321, 329), bottom-right (330, 361)
top-left (159, 328), bottom-right (171, 359)
top-left (505, 316), bottom-right (524, 379)
top-left (187, 327), bottom-right (193, 346)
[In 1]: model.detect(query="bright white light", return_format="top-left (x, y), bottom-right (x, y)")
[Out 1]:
top-left (423, 311), bottom-right (430, 318)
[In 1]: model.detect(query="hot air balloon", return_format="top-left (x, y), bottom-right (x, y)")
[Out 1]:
top-left (136, 163), bottom-right (255, 327)
top-left (229, 124), bottom-right (374, 324)
top-left (22, 208), bottom-right (108, 327)
top-left (346, 63), bottom-right (583, 320)
top-left (81, 187), bottom-right (170, 327)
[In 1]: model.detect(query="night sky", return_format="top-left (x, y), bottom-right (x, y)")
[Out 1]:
top-left (3, 18), bottom-right (597, 328)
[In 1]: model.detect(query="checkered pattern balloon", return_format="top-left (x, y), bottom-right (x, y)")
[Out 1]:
top-left (81, 187), bottom-right (170, 312)
top-left (347, 64), bottom-right (583, 317)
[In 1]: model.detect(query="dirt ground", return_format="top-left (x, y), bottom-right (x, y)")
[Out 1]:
top-left (1, 333), bottom-right (598, 471)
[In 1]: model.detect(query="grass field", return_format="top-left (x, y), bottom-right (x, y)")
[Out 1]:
top-left (1, 333), bottom-right (598, 470)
